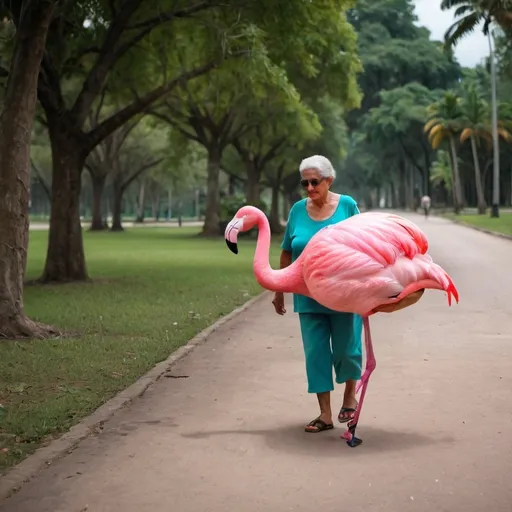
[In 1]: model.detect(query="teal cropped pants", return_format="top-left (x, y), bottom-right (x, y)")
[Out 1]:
top-left (298, 313), bottom-right (363, 394)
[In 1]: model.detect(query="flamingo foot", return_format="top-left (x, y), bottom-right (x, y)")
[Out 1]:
top-left (341, 316), bottom-right (375, 448)
top-left (341, 424), bottom-right (363, 447)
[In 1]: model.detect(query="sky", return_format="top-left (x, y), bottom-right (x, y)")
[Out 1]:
top-left (413, 0), bottom-right (488, 68)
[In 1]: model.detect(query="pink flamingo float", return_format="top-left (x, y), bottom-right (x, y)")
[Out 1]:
top-left (224, 206), bottom-right (459, 447)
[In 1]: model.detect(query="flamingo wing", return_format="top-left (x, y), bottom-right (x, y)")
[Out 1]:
top-left (300, 212), bottom-right (458, 316)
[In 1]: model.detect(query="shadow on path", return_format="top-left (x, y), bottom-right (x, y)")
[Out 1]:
top-left (181, 423), bottom-right (455, 458)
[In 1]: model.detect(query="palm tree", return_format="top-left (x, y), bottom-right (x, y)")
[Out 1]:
top-left (459, 86), bottom-right (512, 213)
top-left (424, 92), bottom-right (464, 214)
top-left (440, 0), bottom-right (511, 216)
top-left (431, 150), bottom-right (453, 206)
top-left (441, 0), bottom-right (512, 45)
top-left (459, 85), bottom-right (489, 213)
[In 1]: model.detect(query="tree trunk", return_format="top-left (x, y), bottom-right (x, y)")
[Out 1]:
top-left (135, 180), bottom-right (146, 223)
top-left (90, 172), bottom-right (108, 230)
top-left (135, 180), bottom-right (145, 223)
top-left (152, 192), bottom-right (160, 220)
top-left (510, 164), bottom-right (512, 207)
top-left (409, 164), bottom-right (416, 210)
top-left (41, 129), bottom-right (88, 282)
top-left (167, 188), bottom-right (172, 220)
top-left (449, 135), bottom-right (463, 214)
top-left (111, 181), bottom-right (124, 231)
top-left (269, 185), bottom-right (281, 234)
top-left (398, 160), bottom-right (406, 209)
top-left (202, 143), bottom-right (222, 235)
top-left (228, 175), bottom-right (236, 196)
top-left (282, 194), bottom-right (290, 221)
top-left (470, 135), bottom-right (487, 214)
top-left (0, 0), bottom-right (58, 338)
top-left (245, 161), bottom-right (261, 206)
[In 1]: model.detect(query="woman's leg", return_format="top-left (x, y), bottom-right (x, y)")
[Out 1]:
top-left (329, 313), bottom-right (363, 422)
top-left (298, 314), bottom-right (334, 432)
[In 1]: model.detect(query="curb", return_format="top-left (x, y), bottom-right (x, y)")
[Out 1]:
top-left (444, 218), bottom-right (512, 241)
top-left (0, 291), bottom-right (270, 503)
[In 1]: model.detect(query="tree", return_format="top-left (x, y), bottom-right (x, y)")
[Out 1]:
top-left (441, 0), bottom-right (512, 45)
top-left (36, 2), bottom-right (227, 282)
top-left (0, 0), bottom-right (58, 339)
top-left (440, 0), bottom-right (509, 217)
top-left (424, 91), bottom-right (465, 213)
top-left (337, 0), bottom-right (462, 206)
top-left (149, 1), bottom-right (362, 235)
top-left (430, 149), bottom-right (454, 205)
top-left (108, 117), bottom-right (167, 231)
top-left (345, 0), bottom-right (461, 128)
top-left (229, 89), bottom-right (322, 207)
top-left (365, 83), bottom-right (442, 198)
top-left (459, 85), bottom-right (490, 213)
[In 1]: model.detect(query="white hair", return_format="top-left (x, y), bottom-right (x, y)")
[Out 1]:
top-left (299, 155), bottom-right (336, 180)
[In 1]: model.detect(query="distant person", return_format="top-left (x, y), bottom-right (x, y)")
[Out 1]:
top-left (421, 195), bottom-right (431, 219)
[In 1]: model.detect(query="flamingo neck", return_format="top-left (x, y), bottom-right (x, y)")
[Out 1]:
top-left (252, 213), bottom-right (306, 294)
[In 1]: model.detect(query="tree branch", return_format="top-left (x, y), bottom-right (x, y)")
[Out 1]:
top-left (38, 53), bottom-right (66, 115)
top-left (232, 137), bottom-right (250, 163)
top-left (69, 0), bottom-right (144, 125)
top-left (116, 2), bottom-right (217, 73)
top-left (121, 158), bottom-right (164, 191)
top-left (260, 137), bottom-right (286, 169)
top-left (70, 1), bottom-right (218, 126)
top-left (399, 139), bottom-right (425, 176)
top-left (147, 110), bottom-right (201, 143)
top-left (221, 166), bottom-right (247, 183)
top-left (118, 117), bottom-right (142, 147)
top-left (30, 159), bottom-right (51, 200)
top-left (86, 59), bottom-right (218, 151)
top-left (108, 0), bottom-right (117, 16)
top-left (127, 1), bottom-right (215, 30)
top-left (93, 86), bottom-right (109, 125)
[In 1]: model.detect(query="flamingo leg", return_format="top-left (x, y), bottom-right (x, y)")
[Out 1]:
top-left (341, 315), bottom-right (376, 448)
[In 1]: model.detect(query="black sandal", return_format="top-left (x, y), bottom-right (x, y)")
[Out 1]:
top-left (305, 417), bottom-right (334, 433)
top-left (338, 402), bottom-right (358, 424)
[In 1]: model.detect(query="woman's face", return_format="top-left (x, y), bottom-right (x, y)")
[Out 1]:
top-left (300, 168), bottom-right (332, 201)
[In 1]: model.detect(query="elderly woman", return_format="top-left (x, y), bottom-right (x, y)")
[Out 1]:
top-left (272, 155), bottom-right (363, 433)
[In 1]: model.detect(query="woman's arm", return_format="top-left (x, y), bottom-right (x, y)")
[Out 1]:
top-left (272, 250), bottom-right (292, 315)
top-left (280, 250), bottom-right (292, 269)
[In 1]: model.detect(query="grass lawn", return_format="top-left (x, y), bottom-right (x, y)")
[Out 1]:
top-left (0, 227), bottom-right (282, 473)
top-left (442, 212), bottom-right (512, 236)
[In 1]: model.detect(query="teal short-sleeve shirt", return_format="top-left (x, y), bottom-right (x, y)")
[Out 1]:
top-left (281, 195), bottom-right (360, 314)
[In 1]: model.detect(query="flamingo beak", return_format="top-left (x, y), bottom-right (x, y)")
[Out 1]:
top-left (225, 216), bottom-right (244, 254)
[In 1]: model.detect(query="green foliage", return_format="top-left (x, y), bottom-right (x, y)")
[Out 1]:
top-left (441, 0), bottom-right (512, 48)
top-left (346, 0), bottom-right (461, 122)
top-left (219, 193), bottom-right (267, 219)
top-left (425, 91), bottom-right (464, 149)
top-left (459, 84), bottom-right (492, 145)
top-left (367, 83), bottom-right (441, 140)
top-left (431, 150), bottom-right (453, 191)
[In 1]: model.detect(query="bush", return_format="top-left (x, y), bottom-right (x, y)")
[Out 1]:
top-left (219, 194), bottom-right (270, 237)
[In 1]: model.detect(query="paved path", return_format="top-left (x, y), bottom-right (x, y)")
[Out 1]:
top-left (3, 214), bottom-right (512, 511)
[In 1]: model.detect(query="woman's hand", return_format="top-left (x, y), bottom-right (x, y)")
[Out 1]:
top-left (272, 292), bottom-right (286, 315)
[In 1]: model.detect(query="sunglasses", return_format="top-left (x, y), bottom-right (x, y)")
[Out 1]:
top-left (300, 178), bottom-right (325, 189)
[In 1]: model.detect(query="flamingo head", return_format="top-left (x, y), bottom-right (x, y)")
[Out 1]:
top-left (224, 206), bottom-right (262, 254)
